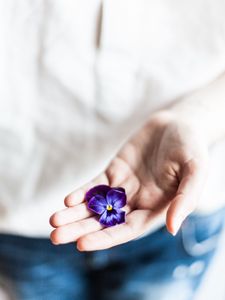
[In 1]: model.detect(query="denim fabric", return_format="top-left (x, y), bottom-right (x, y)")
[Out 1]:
top-left (0, 209), bottom-right (224, 300)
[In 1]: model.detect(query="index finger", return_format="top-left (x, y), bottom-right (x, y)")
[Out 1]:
top-left (64, 173), bottom-right (109, 207)
top-left (76, 209), bottom-right (165, 251)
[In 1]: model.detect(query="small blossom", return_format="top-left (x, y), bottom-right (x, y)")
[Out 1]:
top-left (85, 185), bottom-right (126, 227)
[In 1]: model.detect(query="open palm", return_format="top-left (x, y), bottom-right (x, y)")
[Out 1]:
top-left (50, 112), bottom-right (208, 251)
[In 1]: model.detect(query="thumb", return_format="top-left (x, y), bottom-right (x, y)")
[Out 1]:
top-left (166, 159), bottom-right (207, 235)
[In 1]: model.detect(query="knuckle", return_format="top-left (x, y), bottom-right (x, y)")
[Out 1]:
top-left (72, 222), bottom-right (84, 238)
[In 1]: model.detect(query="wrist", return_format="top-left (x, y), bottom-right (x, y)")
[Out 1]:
top-left (161, 72), bottom-right (225, 146)
top-left (149, 108), bottom-right (210, 149)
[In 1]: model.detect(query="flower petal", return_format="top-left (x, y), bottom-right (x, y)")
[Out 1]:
top-left (99, 210), bottom-right (126, 227)
top-left (85, 185), bottom-right (111, 202)
top-left (99, 211), bottom-right (118, 227)
top-left (115, 210), bottom-right (125, 225)
top-left (106, 189), bottom-right (126, 209)
top-left (88, 195), bottom-right (107, 214)
top-left (113, 187), bottom-right (125, 193)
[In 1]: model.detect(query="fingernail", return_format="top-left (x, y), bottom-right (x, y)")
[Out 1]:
top-left (171, 217), bottom-right (183, 236)
top-left (171, 228), bottom-right (178, 236)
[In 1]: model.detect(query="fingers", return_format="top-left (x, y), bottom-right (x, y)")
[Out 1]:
top-left (106, 157), bottom-right (133, 186)
top-left (50, 203), bottom-right (93, 228)
top-left (64, 173), bottom-right (109, 207)
top-left (64, 157), bottom-right (139, 208)
top-left (50, 173), bottom-right (140, 229)
top-left (50, 158), bottom-right (142, 247)
top-left (50, 216), bottom-right (103, 245)
top-left (50, 205), bottom-right (132, 245)
top-left (107, 157), bottom-right (141, 207)
top-left (118, 175), bottom-right (140, 206)
top-left (166, 159), bottom-right (206, 235)
top-left (76, 210), bottom-right (157, 251)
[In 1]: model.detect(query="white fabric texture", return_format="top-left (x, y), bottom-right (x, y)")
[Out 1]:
top-left (0, 0), bottom-right (225, 236)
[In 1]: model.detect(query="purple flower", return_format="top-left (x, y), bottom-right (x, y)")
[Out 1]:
top-left (85, 185), bottom-right (126, 227)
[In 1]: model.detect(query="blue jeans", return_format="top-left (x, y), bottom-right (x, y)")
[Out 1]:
top-left (0, 209), bottom-right (224, 300)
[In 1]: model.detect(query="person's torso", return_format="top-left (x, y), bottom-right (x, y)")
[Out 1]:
top-left (0, 0), bottom-right (225, 235)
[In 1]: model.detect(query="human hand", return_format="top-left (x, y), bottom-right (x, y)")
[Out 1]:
top-left (50, 111), bottom-right (208, 251)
